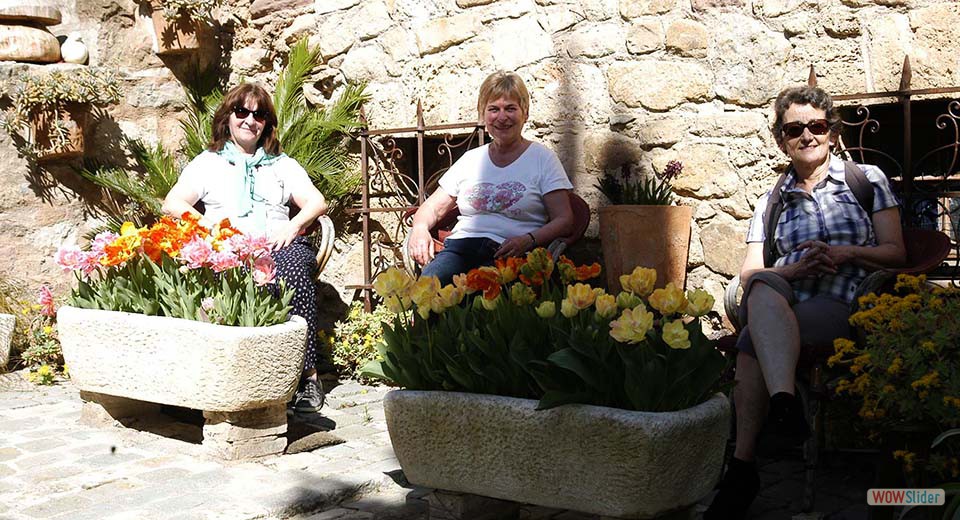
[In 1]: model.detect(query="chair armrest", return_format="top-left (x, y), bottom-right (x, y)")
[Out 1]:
top-left (313, 215), bottom-right (335, 276)
top-left (724, 274), bottom-right (742, 332)
top-left (547, 238), bottom-right (566, 259)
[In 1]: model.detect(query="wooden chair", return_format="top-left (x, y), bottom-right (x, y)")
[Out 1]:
top-left (720, 228), bottom-right (951, 512)
top-left (401, 191), bottom-right (591, 275)
top-left (288, 207), bottom-right (336, 276)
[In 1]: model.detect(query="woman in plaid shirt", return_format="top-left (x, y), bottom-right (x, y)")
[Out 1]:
top-left (706, 86), bottom-right (906, 519)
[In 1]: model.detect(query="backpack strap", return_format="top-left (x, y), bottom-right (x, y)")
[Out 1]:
top-left (762, 171), bottom-right (791, 268)
top-left (843, 160), bottom-right (874, 219)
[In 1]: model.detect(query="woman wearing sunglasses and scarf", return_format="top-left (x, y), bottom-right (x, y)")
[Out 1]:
top-left (705, 85), bottom-right (905, 519)
top-left (162, 83), bottom-right (328, 414)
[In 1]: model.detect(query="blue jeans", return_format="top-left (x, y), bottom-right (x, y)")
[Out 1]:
top-left (421, 237), bottom-right (499, 286)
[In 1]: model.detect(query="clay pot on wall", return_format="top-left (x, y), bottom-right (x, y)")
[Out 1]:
top-left (149, 3), bottom-right (200, 55)
top-left (599, 205), bottom-right (693, 293)
top-left (30, 103), bottom-right (88, 162)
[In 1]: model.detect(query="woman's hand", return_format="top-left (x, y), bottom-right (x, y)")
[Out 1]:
top-left (787, 240), bottom-right (837, 279)
top-left (270, 220), bottom-right (304, 251)
top-left (495, 234), bottom-right (535, 258)
top-left (408, 226), bottom-right (436, 265)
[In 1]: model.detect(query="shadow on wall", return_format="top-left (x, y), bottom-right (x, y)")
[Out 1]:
top-left (551, 61), bottom-right (649, 268)
top-left (13, 108), bottom-right (128, 218)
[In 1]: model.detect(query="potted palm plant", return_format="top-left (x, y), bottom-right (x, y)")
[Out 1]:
top-left (147, 0), bottom-right (219, 55)
top-left (364, 255), bottom-right (730, 518)
top-left (596, 160), bottom-right (692, 292)
top-left (2, 67), bottom-right (122, 162)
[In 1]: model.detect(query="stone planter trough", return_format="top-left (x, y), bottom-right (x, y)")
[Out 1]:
top-left (384, 390), bottom-right (730, 519)
top-left (57, 306), bottom-right (307, 459)
top-left (0, 313), bottom-right (13, 369)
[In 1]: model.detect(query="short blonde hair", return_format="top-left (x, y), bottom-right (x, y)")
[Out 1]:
top-left (476, 71), bottom-right (530, 120)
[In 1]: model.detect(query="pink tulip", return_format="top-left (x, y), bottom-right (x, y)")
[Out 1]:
top-left (252, 255), bottom-right (276, 286)
top-left (180, 237), bottom-right (214, 269)
top-left (90, 231), bottom-right (119, 256)
top-left (54, 246), bottom-right (86, 272)
top-left (37, 285), bottom-right (55, 317)
top-left (208, 250), bottom-right (241, 272)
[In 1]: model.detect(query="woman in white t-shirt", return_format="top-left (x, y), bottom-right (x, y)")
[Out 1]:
top-left (409, 71), bottom-right (574, 285)
top-left (162, 83), bottom-right (328, 414)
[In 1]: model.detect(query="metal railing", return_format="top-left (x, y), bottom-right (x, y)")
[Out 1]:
top-left (812, 59), bottom-right (960, 281)
top-left (346, 102), bottom-right (486, 310)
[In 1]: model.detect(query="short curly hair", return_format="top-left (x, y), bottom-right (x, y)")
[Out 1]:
top-left (771, 85), bottom-right (841, 146)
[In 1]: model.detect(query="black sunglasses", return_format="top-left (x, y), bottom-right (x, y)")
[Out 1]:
top-left (781, 119), bottom-right (831, 139)
top-left (232, 106), bottom-right (268, 123)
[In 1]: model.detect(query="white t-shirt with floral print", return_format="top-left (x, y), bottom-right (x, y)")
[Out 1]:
top-left (438, 142), bottom-right (573, 244)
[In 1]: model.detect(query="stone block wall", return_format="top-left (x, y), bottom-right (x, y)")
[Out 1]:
top-left (2, 0), bottom-right (959, 317)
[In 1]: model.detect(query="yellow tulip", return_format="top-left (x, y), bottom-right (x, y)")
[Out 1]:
top-left (384, 294), bottom-right (409, 314)
top-left (609, 305), bottom-right (654, 344)
top-left (595, 294), bottom-right (618, 319)
top-left (535, 301), bottom-right (556, 318)
top-left (480, 294), bottom-right (500, 311)
top-left (409, 276), bottom-right (441, 309)
top-left (685, 289), bottom-right (714, 317)
top-left (567, 283), bottom-right (597, 310)
top-left (662, 319), bottom-right (691, 349)
top-left (119, 221), bottom-right (141, 237)
top-left (616, 292), bottom-right (642, 310)
top-left (649, 282), bottom-right (687, 316)
top-left (510, 284), bottom-right (537, 306)
top-left (432, 285), bottom-right (464, 313)
top-left (373, 267), bottom-right (414, 298)
top-left (619, 266), bottom-right (657, 297)
top-left (561, 298), bottom-right (579, 318)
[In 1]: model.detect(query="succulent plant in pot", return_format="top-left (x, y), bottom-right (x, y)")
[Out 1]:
top-left (2, 67), bottom-right (122, 161)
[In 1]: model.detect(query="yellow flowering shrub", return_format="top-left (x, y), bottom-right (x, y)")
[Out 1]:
top-left (363, 251), bottom-right (727, 413)
top-left (328, 302), bottom-right (396, 384)
top-left (830, 274), bottom-right (960, 478)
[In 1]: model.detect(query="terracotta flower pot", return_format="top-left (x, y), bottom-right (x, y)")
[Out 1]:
top-left (29, 103), bottom-right (87, 162)
top-left (599, 205), bottom-right (692, 293)
top-left (149, 4), bottom-right (200, 55)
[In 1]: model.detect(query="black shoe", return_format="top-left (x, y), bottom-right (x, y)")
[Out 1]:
top-left (293, 380), bottom-right (325, 413)
top-left (704, 458), bottom-right (760, 520)
top-left (758, 392), bottom-right (811, 456)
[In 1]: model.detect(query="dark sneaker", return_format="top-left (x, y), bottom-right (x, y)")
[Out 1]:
top-left (704, 458), bottom-right (760, 520)
top-left (286, 392), bottom-right (299, 415)
top-left (293, 380), bottom-right (325, 413)
top-left (758, 392), bottom-right (811, 456)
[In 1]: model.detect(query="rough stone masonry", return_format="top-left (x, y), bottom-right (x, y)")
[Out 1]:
top-left (2, 0), bottom-right (957, 317)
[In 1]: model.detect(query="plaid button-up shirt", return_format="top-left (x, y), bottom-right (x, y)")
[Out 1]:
top-left (746, 155), bottom-right (900, 303)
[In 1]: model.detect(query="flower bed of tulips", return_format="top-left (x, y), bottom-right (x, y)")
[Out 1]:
top-left (55, 214), bottom-right (292, 327)
top-left (365, 248), bottom-right (729, 413)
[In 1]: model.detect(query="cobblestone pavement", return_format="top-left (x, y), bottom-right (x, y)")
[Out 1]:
top-left (0, 370), bottom-right (878, 520)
